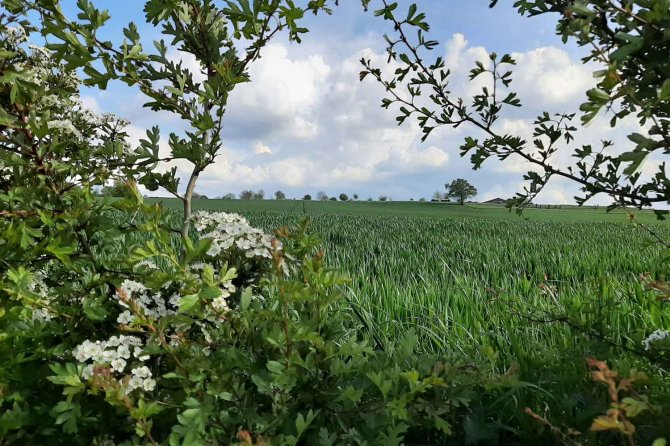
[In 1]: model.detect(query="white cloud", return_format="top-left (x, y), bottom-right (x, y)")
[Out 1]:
top-left (441, 33), bottom-right (594, 110)
top-left (224, 44), bottom-right (330, 141)
top-left (109, 30), bottom-right (634, 203)
top-left (510, 47), bottom-right (593, 107)
top-left (254, 141), bottom-right (272, 155)
top-left (80, 95), bottom-right (101, 113)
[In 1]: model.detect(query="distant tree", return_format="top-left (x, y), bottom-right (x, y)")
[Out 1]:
top-left (100, 180), bottom-right (127, 197)
top-left (367, 197), bottom-right (373, 202)
top-left (378, 195), bottom-right (388, 202)
top-left (223, 193), bottom-right (236, 199)
top-left (419, 198), bottom-right (426, 202)
top-left (410, 198), bottom-right (414, 201)
top-left (339, 193), bottom-right (349, 201)
top-left (432, 191), bottom-right (443, 201)
top-left (445, 179), bottom-right (478, 205)
top-left (192, 192), bottom-right (208, 199)
top-left (253, 190), bottom-right (265, 200)
top-left (317, 191), bottom-right (329, 201)
top-left (353, 194), bottom-right (359, 200)
top-left (240, 190), bottom-right (254, 200)
top-left (329, 197), bottom-right (337, 201)
top-left (303, 194), bottom-right (312, 201)
top-left (275, 190), bottom-right (286, 200)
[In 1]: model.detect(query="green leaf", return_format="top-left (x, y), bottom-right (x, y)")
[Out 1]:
top-left (586, 88), bottom-right (610, 103)
top-left (267, 360), bottom-right (284, 375)
top-left (199, 286), bottom-right (221, 300)
top-left (240, 287), bottom-right (252, 311)
top-left (178, 294), bottom-right (200, 313)
top-left (659, 79), bottom-right (670, 100)
top-left (83, 298), bottom-right (109, 321)
top-left (46, 242), bottom-right (76, 264)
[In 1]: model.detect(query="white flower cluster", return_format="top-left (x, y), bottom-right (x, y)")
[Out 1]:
top-left (73, 335), bottom-right (155, 393)
top-left (116, 279), bottom-right (182, 325)
top-left (48, 119), bottom-right (83, 139)
top-left (193, 211), bottom-right (281, 259)
top-left (213, 280), bottom-right (236, 312)
top-left (28, 43), bottom-right (51, 61)
top-left (28, 271), bottom-right (54, 323)
top-left (642, 329), bottom-right (670, 350)
top-left (4, 26), bottom-right (27, 45)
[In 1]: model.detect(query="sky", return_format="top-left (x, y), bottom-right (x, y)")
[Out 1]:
top-left (53, 0), bottom-right (648, 203)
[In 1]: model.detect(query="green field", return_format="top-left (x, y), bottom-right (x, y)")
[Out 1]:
top-left (151, 197), bottom-right (665, 224)
top-left (150, 198), bottom-right (670, 355)
top-left (149, 198), bottom-right (670, 413)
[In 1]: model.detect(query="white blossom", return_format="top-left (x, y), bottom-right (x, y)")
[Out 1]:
top-left (27, 271), bottom-right (55, 323)
top-left (110, 358), bottom-right (127, 373)
top-left (117, 311), bottom-right (134, 325)
top-left (212, 296), bottom-right (230, 312)
top-left (48, 119), bottom-right (83, 139)
top-left (125, 366), bottom-right (156, 394)
top-left (114, 279), bottom-right (180, 324)
top-left (193, 211), bottom-right (282, 261)
top-left (73, 335), bottom-right (154, 394)
top-left (642, 329), bottom-right (670, 350)
top-left (4, 26), bottom-right (27, 45)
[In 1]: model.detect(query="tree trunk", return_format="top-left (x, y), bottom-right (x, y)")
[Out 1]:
top-left (181, 166), bottom-right (201, 240)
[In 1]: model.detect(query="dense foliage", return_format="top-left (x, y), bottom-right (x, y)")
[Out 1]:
top-left (0, 1), bottom-right (484, 445)
top-left (137, 199), bottom-right (670, 443)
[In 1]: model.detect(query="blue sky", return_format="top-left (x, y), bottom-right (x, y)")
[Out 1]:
top-left (56, 1), bottom-right (640, 203)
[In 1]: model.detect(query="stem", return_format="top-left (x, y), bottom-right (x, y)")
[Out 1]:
top-left (180, 164), bottom-right (202, 240)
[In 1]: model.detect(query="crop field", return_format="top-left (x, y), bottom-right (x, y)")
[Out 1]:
top-left (152, 198), bottom-right (670, 365)
top-left (136, 197), bottom-right (670, 435)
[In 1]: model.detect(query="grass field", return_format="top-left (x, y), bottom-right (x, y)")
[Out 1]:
top-left (151, 197), bottom-right (666, 224)
top-left (150, 197), bottom-right (670, 397)
top-left (124, 197), bottom-right (670, 437)
top-left (149, 198), bottom-right (670, 352)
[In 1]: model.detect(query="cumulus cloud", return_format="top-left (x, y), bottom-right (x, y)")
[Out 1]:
top-left (110, 29), bottom-right (628, 203)
top-left (223, 44), bottom-right (330, 141)
top-left (510, 47), bottom-right (594, 108)
top-left (441, 33), bottom-right (594, 110)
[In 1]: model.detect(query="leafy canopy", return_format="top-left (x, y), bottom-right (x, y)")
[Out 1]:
top-left (445, 179), bottom-right (478, 205)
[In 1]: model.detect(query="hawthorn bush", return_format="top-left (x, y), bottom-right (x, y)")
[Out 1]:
top-left (0, 3), bottom-right (489, 445)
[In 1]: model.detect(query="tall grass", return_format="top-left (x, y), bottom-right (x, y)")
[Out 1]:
top-left (147, 204), bottom-right (670, 438)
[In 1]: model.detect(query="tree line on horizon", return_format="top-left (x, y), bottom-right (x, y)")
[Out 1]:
top-left (97, 179), bottom-right (483, 204)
